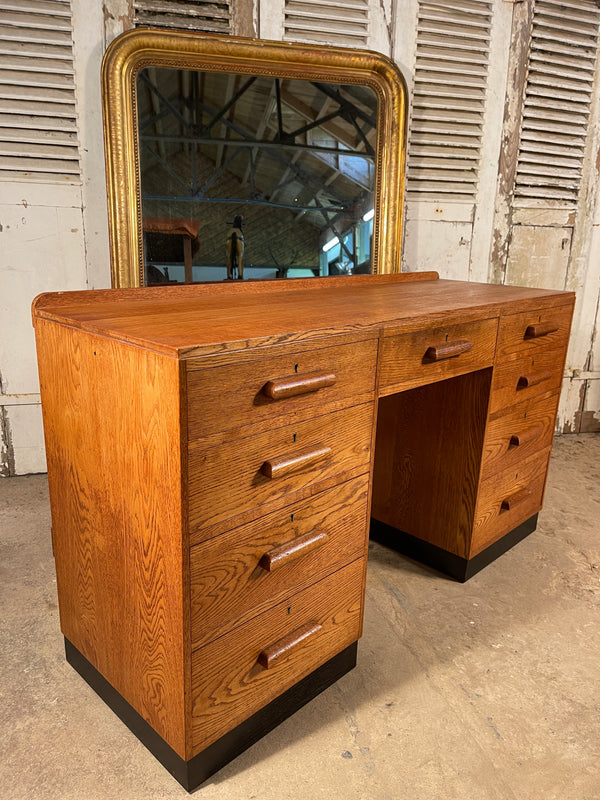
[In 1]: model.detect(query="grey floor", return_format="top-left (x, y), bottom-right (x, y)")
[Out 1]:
top-left (1, 434), bottom-right (599, 800)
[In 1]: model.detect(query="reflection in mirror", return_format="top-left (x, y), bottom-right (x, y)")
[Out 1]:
top-left (137, 68), bottom-right (378, 285)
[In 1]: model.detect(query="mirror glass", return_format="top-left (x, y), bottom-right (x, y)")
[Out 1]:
top-left (137, 68), bottom-right (378, 285)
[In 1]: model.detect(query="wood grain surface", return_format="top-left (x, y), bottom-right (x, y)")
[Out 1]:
top-left (34, 320), bottom-right (189, 757)
top-left (190, 476), bottom-right (369, 648)
top-left (371, 369), bottom-right (492, 558)
top-left (32, 275), bottom-right (574, 359)
top-left (471, 447), bottom-right (551, 557)
top-left (496, 300), bottom-right (574, 359)
top-left (481, 390), bottom-right (560, 479)
top-left (32, 275), bottom-right (577, 766)
top-left (489, 346), bottom-right (566, 413)
top-left (186, 337), bottom-right (377, 442)
top-left (187, 402), bottom-right (374, 535)
top-left (191, 558), bottom-right (365, 753)
top-left (379, 317), bottom-right (498, 395)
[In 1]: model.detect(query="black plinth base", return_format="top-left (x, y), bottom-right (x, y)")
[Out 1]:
top-left (64, 638), bottom-right (357, 792)
top-left (370, 514), bottom-right (539, 582)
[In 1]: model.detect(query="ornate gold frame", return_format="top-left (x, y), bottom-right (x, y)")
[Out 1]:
top-left (101, 28), bottom-right (408, 288)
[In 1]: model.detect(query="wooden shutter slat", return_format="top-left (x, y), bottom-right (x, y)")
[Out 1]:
top-left (534, 4), bottom-right (600, 26)
top-left (283, 0), bottom-right (368, 46)
top-left (133, 0), bottom-right (231, 33)
top-left (0, 126), bottom-right (77, 144)
top-left (1, 155), bottom-right (79, 174)
top-left (0, 10), bottom-right (71, 32)
top-left (0, 96), bottom-right (76, 118)
top-left (0, 26), bottom-right (72, 46)
top-left (419, 0), bottom-right (491, 19)
top-left (519, 139), bottom-right (584, 159)
top-left (133, 1), bottom-right (230, 20)
top-left (514, 0), bottom-right (599, 206)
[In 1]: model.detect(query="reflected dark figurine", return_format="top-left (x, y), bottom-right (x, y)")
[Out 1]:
top-left (226, 215), bottom-right (245, 280)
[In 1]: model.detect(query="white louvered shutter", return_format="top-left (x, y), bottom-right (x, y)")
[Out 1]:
top-left (513, 0), bottom-right (600, 207)
top-left (0, 0), bottom-right (80, 183)
top-left (133, 0), bottom-right (232, 33)
top-left (406, 0), bottom-right (493, 202)
top-left (283, 0), bottom-right (369, 47)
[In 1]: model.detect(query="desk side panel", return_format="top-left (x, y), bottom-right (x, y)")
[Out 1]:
top-left (34, 319), bottom-right (188, 758)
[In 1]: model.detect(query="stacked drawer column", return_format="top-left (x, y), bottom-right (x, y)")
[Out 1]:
top-left (185, 334), bottom-right (378, 756)
top-left (471, 300), bottom-right (574, 558)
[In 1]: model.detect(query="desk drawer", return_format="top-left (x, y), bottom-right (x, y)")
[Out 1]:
top-left (489, 347), bottom-right (564, 414)
top-left (379, 317), bottom-right (498, 394)
top-left (187, 338), bottom-right (378, 442)
top-left (481, 391), bottom-right (559, 480)
top-left (191, 558), bottom-right (365, 753)
top-left (496, 302), bottom-right (573, 359)
top-left (471, 447), bottom-right (551, 557)
top-left (190, 476), bottom-right (369, 648)
top-left (188, 402), bottom-right (374, 535)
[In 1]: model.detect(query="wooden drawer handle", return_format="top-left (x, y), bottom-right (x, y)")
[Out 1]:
top-left (258, 622), bottom-right (322, 669)
top-left (261, 446), bottom-right (331, 479)
top-left (500, 488), bottom-right (532, 513)
top-left (517, 372), bottom-right (552, 390)
top-left (524, 321), bottom-right (559, 339)
top-left (259, 531), bottom-right (328, 572)
top-left (263, 372), bottom-right (336, 400)
top-left (509, 429), bottom-right (536, 449)
top-left (424, 339), bottom-right (473, 362)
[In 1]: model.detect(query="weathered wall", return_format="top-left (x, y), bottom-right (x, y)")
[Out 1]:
top-left (1, 0), bottom-right (598, 475)
top-left (0, 0), bottom-right (111, 475)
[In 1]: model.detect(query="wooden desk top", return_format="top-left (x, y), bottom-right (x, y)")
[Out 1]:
top-left (32, 273), bottom-right (574, 359)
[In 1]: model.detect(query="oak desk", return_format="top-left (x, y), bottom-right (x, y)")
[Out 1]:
top-left (33, 272), bottom-right (574, 790)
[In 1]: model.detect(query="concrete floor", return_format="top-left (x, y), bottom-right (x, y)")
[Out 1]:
top-left (1, 434), bottom-right (599, 800)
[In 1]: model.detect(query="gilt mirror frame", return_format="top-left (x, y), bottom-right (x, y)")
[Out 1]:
top-left (101, 28), bottom-right (408, 288)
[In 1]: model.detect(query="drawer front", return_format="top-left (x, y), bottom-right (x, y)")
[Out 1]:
top-left (188, 402), bottom-right (374, 535)
top-left (379, 317), bottom-right (498, 395)
top-left (489, 347), bottom-right (564, 414)
top-left (191, 558), bottom-right (365, 753)
top-left (187, 338), bottom-right (378, 442)
top-left (481, 391), bottom-right (559, 480)
top-left (190, 476), bottom-right (369, 648)
top-left (496, 302), bottom-right (573, 359)
top-left (471, 447), bottom-right (551, 557)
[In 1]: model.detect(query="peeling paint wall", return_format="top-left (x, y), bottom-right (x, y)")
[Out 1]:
top-left (490, 0), bottom-right (600, 435)
top-left (0, 0), bottom-right (110, 476)
top-left (2, 0), bottom-right (598, 478)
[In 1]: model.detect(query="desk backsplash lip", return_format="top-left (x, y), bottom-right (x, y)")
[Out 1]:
top-left (32, 281), bottom-right (576, 362)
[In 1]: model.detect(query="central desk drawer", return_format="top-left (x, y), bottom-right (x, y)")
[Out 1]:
top-left (379, 317), bottom-right (498, 394)
top-left (191, 558), bottom-right (365, 753)
top-left (186, 337), bottom-right (378, 442)
top-left (190, 475), bottom-right (369, 648)
top-left (188, 402), bottom-right (374, 536)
